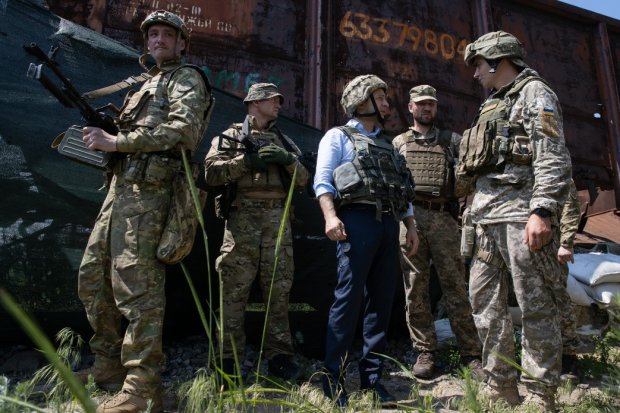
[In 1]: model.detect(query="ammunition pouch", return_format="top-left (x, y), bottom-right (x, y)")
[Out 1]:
top-left (52, 125), bottom-right (112, 169)
top-left (333, 161), bottom-right (363, 194)
top-left (460, 207), bottom-right (475, 258)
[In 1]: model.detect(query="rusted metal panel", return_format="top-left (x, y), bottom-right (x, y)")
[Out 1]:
top-left (43, 1), bottom-right (620, 209)
top-left (328, 0), bottom-right (478, 135)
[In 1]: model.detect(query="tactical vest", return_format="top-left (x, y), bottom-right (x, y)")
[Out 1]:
top-left (232, 123), bottom-right (293, 195)
top-left (334, 126), bottom-right (415, 219)
top-left (401, 129), bottom-right (454, 198)
top-left (115, 65), bottom-right (213, 180)
top-left (117, 64), bottom-right (212, 133)
top-left (457, 75), bottom-right (541, 176)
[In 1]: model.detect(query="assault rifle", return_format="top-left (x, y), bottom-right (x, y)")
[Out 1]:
top-left (24, 42), bottom-right (118, 169)
top-left (217, 116), bottom-right (270, 153)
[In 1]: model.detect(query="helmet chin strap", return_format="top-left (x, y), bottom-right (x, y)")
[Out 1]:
top-left (486, 59), bottom-right (499, 73)
top-left (354, 94), bottom-right (385, 124)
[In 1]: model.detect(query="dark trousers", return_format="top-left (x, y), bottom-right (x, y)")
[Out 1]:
top-left (324, 206), bottom-right (400, 387)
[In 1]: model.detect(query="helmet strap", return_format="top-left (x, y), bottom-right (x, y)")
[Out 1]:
top-left (354, 93), bottom-right (385, 124)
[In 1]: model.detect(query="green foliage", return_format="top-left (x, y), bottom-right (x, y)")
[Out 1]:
top-left (0, 289), bottom-right (96, 413)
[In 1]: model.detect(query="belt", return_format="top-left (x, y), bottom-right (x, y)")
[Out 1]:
top-left (413, 199), bottom-right (448, 212)
top-left (238, 198), bottom-right (285, 208)
top-left (339, 203), bottom-right (393, 214)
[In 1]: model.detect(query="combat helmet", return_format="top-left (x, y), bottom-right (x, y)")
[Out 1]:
top-left (140, 10), bottom-right (191, 54)
top-left (464, 31), bottom-right (527, 68)
top-left (340, 74), bottom-right (388, 119)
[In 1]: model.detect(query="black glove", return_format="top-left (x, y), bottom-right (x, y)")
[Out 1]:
top-left (258, 144), bottom-right (295, 165)
top-left (244, 153), bottom-right (267, 170)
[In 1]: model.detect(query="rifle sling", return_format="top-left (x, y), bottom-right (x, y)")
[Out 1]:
top-left (82, 66), bottom-right (160, 100)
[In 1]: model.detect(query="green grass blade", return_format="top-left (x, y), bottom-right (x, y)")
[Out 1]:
top-left (255, 164), bottom-right (298, 382)
top-left (0, 289), bottom-right (96, 413)
top-left (0, 395), bottom-right (48, 413)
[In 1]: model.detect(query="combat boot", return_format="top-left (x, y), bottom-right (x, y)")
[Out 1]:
top-left (461, 355), bottom-right (485, 381)
top-left (96, 389), bottom-right (162, 413)
top-left (412, 351), bottom-right (435, 379)
top-left (75, 362), bottom-right (126, 392)
top-left (481, 383), bottom-right (521, 407)
top-left (268, 354), bottom-right (302, 381)
top-left (521, 389), bottom-right (556, 412)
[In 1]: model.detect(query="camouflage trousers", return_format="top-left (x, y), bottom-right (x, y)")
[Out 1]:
top-left (469, 222), bottom-right (562, 389)
top-left (400, 208), bottom-right (480, 356)
top-left (215, 199), bottom-right (294, 360)
top-left (556, 263), bottom-right (579, 355)
top-left (508, 261), bottom-right (579, 355)
top-left (78, 175), bottom-right (169, 398)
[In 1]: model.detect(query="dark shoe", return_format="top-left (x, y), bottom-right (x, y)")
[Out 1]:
top-left (268, 354), bottom-right (301, 381)
top-left (412, 351), bottom-right (435, 378)
top-left (75, 364), bottom-right (126, 392)
top-left (560, 354), bottom-right (579, 383)
top-left (322, 374), bottom-right (348, 407)
top-left (361, 382), bottom-right (397, 407)
top-left (462, 356), bottom-right (485, 381)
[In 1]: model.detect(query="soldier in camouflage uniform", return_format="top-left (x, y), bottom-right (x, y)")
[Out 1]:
top-left (76, 10), bottom-right (212, 413)
top-left (459, 31), bottom-right (572, 410)
top-left (204, 83), bottom-right (309, 382)
top-left (392, 85), bottom-right (482, 380)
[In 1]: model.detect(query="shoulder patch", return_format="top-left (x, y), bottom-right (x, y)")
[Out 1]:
top-left (540, 107), bottom-right (560, 139)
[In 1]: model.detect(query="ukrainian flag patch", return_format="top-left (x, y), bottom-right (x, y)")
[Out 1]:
top-left (540, 107), bottom-right (560, 139)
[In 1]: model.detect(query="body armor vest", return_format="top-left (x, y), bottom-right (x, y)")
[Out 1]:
top-left (458, 75), bottom-right (541, 176)
top-left (334, 126), bottom-right (415, 219)
top-left (118, 69), bottom-right (172, 131)
top-left (115, 65), bottom-right (212, 179)
top-left (233, 123), bottom-right (290, 195)
top-left (403, 130), bottom-right (454, 198)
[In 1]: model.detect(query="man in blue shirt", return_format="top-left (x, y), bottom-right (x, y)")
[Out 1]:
top-left (313, 74), bottom-right (419, 406)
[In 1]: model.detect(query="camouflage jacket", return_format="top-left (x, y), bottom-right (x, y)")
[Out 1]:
top-left (204, 115), bottom-right (309, 195)
top-left (115, 60), bottom-right (211, 154)
top-left (470, 68), bottom-right (572, 225)
top-left (560, 179), bottom-right (580, 248)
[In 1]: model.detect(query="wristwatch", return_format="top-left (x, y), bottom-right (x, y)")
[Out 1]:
top-left (531, 207), bottom-right (552, 218)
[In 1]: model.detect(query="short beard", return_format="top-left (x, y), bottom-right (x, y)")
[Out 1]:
top-left (414, 115), bottom-right (434, 126)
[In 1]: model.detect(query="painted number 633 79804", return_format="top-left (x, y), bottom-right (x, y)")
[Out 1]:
top-left (339, 10), bottom-right (468, 61)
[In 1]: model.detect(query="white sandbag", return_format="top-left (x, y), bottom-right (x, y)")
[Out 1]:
top-left (588, 283), bottom-right (620, 305)
top-left (567, 274), bottom-right (595, 306)
top-left (568, 252), bottom-right (620, 286)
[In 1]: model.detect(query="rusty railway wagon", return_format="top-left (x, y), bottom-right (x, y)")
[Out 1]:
top-left (1, 0), bottom-right (619, 355)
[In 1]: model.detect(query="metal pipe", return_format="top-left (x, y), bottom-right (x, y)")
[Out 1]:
top-left (305, 0), bottom-right (322, 129)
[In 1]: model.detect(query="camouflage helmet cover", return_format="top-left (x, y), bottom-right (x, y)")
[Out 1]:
top-left (340, 74), bottom-right (388, 117)
top-left (140, 10), bottom-right (190, 40)
top-left (244, 83), bottom-right (284, 104)
top-left (464, 31), bottom-right (526, 67)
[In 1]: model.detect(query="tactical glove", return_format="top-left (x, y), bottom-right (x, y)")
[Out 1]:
top-left (244, 153), bottom-right (267, 171)
top-left (258, 144), bottom-right (295, 165)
